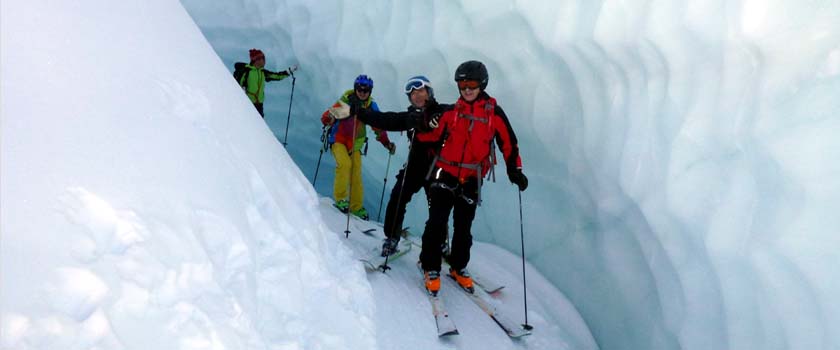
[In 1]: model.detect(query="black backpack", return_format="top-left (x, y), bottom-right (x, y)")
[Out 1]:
top-left (233, 62), bottom-right (249, 88)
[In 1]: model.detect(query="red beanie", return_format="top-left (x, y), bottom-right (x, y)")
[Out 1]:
top-left (249, 49), bottom-right (265, 62)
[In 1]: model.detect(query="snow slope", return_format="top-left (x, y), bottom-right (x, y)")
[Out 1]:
top-left (1, 1), bottom-right (376, 349)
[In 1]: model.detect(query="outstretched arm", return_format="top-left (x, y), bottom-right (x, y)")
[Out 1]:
top-left (263, 67), bottom-right (293, 82)
top-left (356, 108), bottom-right (426, 131)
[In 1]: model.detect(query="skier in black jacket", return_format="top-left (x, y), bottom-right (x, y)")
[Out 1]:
top-left (352, 76), bottom-right (450, 257)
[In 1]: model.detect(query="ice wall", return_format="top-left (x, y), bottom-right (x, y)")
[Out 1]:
top-left (182, 1), bottom-right (840, 349)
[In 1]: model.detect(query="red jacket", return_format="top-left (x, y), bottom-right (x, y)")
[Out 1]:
top-left (427, 93), bottom-right (522, 182)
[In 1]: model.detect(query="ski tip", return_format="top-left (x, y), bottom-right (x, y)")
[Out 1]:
top-left (362, 228), bottom-right (376, 236)
top-left (506, 325), bottom-right (533, 338)
top-left (438, 329), bottom-right (459, 337)
top-left (486, 286), bottom-right (505, 294)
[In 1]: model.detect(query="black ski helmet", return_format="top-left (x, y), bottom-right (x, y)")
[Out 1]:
top-left (454, 60), bottom-right (488, 90)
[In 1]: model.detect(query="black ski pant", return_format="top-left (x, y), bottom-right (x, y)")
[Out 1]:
top-left (419, 172), bottom-right (479, 273)
top-left (254, 102), bottom-right (264, 118)
top-left (382, 146), bottom-right (435, 239)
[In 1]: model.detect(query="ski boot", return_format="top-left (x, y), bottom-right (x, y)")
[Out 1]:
top-left (425, 270), bottom-right (441, 296)
top-left (449, 268), bottom-right (474, 293)
top-left (381, 237), bottom-right (399, 257)
top-left (351, 207), bottom-right (369, 220)
top-left (334, 199), bottom-right (349, 213)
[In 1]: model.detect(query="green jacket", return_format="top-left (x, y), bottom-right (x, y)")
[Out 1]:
top-left (239, 65), bottom-right (290, 103)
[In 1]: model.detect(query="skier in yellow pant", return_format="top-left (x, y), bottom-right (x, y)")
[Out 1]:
top-left (330, 142), bottom-right (364, 215)
top-left (320, 75), bottom-right (395, 219)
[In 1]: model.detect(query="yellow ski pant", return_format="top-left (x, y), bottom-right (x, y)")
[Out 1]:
top-left (331, 143), bottom-right (364, 212)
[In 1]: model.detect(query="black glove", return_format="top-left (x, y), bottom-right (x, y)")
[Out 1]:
top-left (508, 169), bottom-right (528, 191)
top-left (347, 94), bottom-right (363, 116)
top-left (413, 105), bottom-right (441, 132)
top-left (404, 107), bottom-right (426, 130)
top-left (427, 113), bottom-right (441, 129)
top-left (424, 98), bottom-right (445, 130)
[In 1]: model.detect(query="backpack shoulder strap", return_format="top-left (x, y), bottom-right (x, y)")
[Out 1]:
top-left (241, 70), bottom-right (251, 88)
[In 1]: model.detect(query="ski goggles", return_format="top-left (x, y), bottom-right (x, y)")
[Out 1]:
top-left (457, 80), bottom-right (480, 91)
top-left (404, 77), bottom-right (432, 94)
top-left (354, 85), bottom-right (372, 93)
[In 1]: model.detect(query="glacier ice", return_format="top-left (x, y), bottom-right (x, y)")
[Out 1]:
top-left (182, 1), bottom-right (840, 349)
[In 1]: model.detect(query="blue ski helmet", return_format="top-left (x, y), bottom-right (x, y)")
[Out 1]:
top-left (354, 74), bottom-right (373, 90)
top-left (404, 76), bottom-right (434, 99)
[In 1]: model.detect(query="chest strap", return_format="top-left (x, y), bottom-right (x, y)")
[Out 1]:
top-left (428, 158), bottom-right (485, 206)
top-left (429, 172), bottom-right (480, 207)
top-left (437, 156), bottom-right (482, 171)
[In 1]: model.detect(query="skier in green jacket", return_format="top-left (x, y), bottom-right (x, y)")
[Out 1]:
top-left (236, 48), bottom-right (298, 118)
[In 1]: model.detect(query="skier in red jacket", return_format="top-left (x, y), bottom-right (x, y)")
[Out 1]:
top-left (420, 61), bottom-right (529, 296)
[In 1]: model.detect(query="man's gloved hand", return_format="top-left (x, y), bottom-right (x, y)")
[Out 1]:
top-left (427, 113), bottom-right (441, 129)
top-left (347, 94), bottom-right (363, 116)
top-left (376, 130), bottom-right (393, 153)
top-left (403, 107), bottom-right (425, 130)
top-left (288, 64), bottom-right (299, 73)
top-left (321, 113), bottom-right (334, 126)
top-left (508, 168), bottom-right (528, 191)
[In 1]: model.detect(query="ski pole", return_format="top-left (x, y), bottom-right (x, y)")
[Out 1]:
top-left (518, 190), bottom-right (533, 330)
top-left (344, 115), bottom-right (359, 238)
top-left (282, 72), bottom-right (297, 146)
top-left (379, 132), bottom-right (416, 273)
top-left (313, 125), bottom-right (329, 184)
top-left (376, 152), bottom-right (393, 221)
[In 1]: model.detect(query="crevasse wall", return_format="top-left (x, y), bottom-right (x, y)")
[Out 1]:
top-left (182, 1), bottom-right (840, 349)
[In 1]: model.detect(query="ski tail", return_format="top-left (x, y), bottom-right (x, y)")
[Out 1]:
top-left (430, 295), bottom-right (458, 337)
